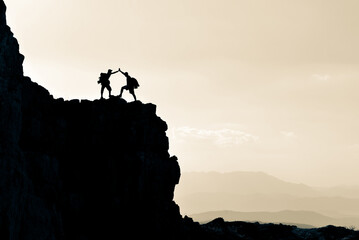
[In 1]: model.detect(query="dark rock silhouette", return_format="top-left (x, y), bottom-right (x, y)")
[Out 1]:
top-left (200, 218), bottom-right (359, 240)
top-left (1, 1), bottom-right (359, 239)
top-left (1, 2), bottom-right (182, 238)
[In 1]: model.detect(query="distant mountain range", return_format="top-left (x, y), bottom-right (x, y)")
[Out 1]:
top-left (176, 171), bottom-right (320, 197)
top-left (175, 171), bottom-right (359, 228)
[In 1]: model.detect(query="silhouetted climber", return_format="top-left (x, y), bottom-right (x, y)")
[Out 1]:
top-left (98, 69), bottom-right (120, 99)
top-left (119, 68), bottom-right (139, 101)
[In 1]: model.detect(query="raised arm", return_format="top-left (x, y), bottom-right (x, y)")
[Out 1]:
top-left (111, 69), bottom-right (120, 75)
top-left (118, 68), bottom-right (125, 76)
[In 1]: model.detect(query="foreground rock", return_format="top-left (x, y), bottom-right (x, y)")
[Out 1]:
top-left (1, 1), bottom-right (182, 238)
top-left (1, 1), bottom-right (359, 239)
top-left (200, 218), bottom-right (359, 240)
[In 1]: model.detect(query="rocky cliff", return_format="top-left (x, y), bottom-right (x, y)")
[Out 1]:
top-left (3, 2), bottom-right (359, 240)
top-left (0, 1), bottom-right (183, 239)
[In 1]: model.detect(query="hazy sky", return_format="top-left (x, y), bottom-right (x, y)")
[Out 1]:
top-left (5, 0), bottom-right (359, 186)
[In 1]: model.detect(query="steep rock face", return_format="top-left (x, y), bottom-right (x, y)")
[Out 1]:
top-left (0, 1), bottom-right (182, 239)
top-left (20, 92), bottom-right (182, 239)
top-left (0, 1), bottom-right (28, 239)
top-left (0, 0), bottom-right (24, 165)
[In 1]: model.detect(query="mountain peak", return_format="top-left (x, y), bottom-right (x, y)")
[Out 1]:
top-left (2, 1), bottom-right (359, 239)
top-left (0, 1), bottom-right (184, 238)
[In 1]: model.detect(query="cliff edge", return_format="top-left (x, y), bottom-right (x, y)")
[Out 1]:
top-left (0, 1), bottom-right (183, 239)
top-left (3, 2), bottom-right (359, 240)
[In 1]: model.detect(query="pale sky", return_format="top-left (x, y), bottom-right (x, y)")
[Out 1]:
top-left (5, 0), bottom-right (359, 186)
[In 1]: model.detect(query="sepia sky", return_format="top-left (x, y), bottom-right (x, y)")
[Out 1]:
top-left (5, 0), bottom-right (359, 186)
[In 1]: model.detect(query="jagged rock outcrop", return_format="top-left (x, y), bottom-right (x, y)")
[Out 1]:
top-left (3, 2), bottom-right (359, 240)
top-left (200, 218), bottom-right (359, 240)
top-left (19, 94), bottom-right (182, 240)
top-left (0, 1), bottom-right (183, 239)
top-left (0, 1), bottom-right (29, 239)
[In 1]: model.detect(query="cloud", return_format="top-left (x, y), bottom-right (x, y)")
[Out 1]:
top-left (347, 144), bottom-right (359, 151)
top-left (312, 74), bottom-right (331, 81)
top-left (280, 131), bottom-right (296, 138)
top-left (174, 126), bottom-right (259, 146)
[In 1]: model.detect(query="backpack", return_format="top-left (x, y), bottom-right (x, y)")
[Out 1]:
top-left (130, 77), bottom-right (140, 89)
top-left (99, 73), bottom-right (110, 84)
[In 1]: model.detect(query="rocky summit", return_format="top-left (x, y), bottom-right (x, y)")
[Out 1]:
top-left (0, 1), bottom-right (183, 239)
top-left (2, 1), bottom-right (359, 240)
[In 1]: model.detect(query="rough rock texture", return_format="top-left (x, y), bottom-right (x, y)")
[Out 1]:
top-left (200, 218), bottom-right (359, 240)
top-left (0, 1), bottom-right (28, 239)
top-left (19, 94), bottom-right (183, 240)
top-left (0, 1), bottom-right (183, 239)
top-left (3, 1), bottom-right (359, 240)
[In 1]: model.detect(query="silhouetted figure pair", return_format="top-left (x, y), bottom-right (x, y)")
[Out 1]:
top-left (98, 68), bottom-right (139, 101)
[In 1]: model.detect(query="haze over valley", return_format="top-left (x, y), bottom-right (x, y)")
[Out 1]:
top-left (175, 171), bottom-right (359, 228)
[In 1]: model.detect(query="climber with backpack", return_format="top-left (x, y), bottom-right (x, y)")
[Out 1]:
top-left (97, 69), bottom-right (120, 99)
top-left (118, 68), bottom-right (140, 101)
